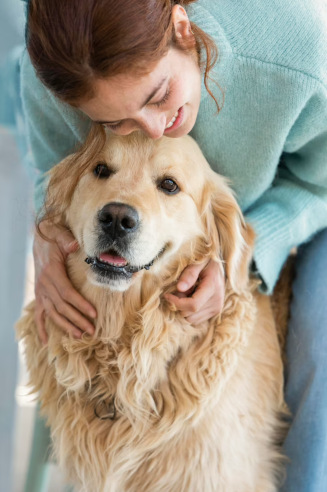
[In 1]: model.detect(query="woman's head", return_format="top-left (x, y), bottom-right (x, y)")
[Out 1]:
top-left (78, 40), bottom-right (203, 139)
top-left (27, 0), bottom-right (219, 138)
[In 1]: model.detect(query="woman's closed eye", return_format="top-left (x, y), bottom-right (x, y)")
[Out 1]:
top-left (101, 86), bottom-right (172, 132)
top-left (103, 121), bottom-right (123, 131)
top-left (152, 87), bottom-right (171, 108)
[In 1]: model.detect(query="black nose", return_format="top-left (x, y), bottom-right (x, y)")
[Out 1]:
top-left (98, 202), bottom-right (139, 239)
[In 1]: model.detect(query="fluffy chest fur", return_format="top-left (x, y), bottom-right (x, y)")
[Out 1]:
top-left (19, 266), bottom-right (284, 492)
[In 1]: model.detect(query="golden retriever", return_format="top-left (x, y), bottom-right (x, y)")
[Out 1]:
top-left (16, 129), bottom-right (287, 492)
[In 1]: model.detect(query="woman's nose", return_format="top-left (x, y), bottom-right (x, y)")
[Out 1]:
top-left (138, 112), bottom-right (166, 140)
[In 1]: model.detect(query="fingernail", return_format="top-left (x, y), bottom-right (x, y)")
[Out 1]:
top-left (177, 281), bottom-right (189, 291)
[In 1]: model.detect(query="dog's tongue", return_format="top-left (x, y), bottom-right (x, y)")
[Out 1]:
top-left (99, 252), bottom-right (128, 267)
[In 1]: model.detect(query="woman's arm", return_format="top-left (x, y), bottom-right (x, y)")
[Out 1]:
top-left (169, 79), bottom-right (327, 321)
top-left (246, 80), bottom-right (327, 293)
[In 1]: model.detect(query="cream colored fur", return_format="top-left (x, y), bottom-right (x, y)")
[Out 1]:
top-left (16, 130), bottom-right (287, 492)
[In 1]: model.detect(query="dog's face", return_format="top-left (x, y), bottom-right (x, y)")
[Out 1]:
top-left (46, 130), bottom-right (252, 292)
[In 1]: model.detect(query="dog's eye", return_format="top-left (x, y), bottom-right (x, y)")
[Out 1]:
top-left (158, 178), bottom-right (179, 195)
top-left (93, 162), bottom-right (111, 179)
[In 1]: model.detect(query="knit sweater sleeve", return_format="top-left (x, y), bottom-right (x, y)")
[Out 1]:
top-left (20, 50), bottom-right (91, 212)
top-left (246, 79), bottom-right (327, 293)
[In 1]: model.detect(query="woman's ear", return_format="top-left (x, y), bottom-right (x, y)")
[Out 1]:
top-left (204, 173), bottom-right (255, 293)
top-left (172, 5), bottom-right (194, 41)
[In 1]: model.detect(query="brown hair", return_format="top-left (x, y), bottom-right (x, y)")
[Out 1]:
top-left (27, 0), bottom-right (220, 109)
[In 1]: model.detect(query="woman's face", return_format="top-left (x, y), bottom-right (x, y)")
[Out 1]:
top-left (78, 48), bottom-right (202, 139)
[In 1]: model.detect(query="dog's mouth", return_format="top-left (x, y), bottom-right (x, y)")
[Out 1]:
top-left (85, 247), bottom-right (166, 280)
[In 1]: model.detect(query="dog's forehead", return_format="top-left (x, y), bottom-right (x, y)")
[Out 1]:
top-left (102, 133), bottom-right (154, 169)
top-left (100, 134), bottom-right (209, 187)
top-left (153, 136), bottom-right (208, 172)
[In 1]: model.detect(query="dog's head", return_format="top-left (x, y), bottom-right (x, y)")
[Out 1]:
top-left (43, 128), bottom-right (253, 293)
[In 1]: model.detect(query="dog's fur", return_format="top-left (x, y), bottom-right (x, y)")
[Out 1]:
top-left (17, 130), bottom-right (287, 492)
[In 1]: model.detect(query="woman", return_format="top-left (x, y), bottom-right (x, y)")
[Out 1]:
top-left (21, 0), bottom-right (327, 490)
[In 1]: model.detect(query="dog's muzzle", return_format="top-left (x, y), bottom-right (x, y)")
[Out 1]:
top-left (85, 202), bottom-right (167, 283)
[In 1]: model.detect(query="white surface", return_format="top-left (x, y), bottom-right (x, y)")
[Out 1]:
top-left (0, 129), bottom-right (31, 492)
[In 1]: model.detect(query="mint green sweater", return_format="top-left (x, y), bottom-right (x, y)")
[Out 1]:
top-left (20, 0), bottom-right (327, 293)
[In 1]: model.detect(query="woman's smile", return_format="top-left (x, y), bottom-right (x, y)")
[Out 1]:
top-left (164, 107), bottom-right (184, 133)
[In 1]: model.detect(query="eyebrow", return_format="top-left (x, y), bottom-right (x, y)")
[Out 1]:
top-left (94, 76), bottom-right (168, 125)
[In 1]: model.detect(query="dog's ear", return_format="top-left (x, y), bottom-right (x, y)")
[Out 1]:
top-left (202, 173), bottom-right (255, 293)
top-left (39, 124), bottom-right (107, 225)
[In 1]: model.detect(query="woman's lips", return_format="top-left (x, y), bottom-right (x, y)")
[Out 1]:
top-left (164, 107), bottom-right (184, 134)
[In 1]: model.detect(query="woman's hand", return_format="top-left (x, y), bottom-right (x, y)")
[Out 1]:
top-left (33, 220), bottom-right (97, 345)
top-left (164, 260), bottom-right (225, 325)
